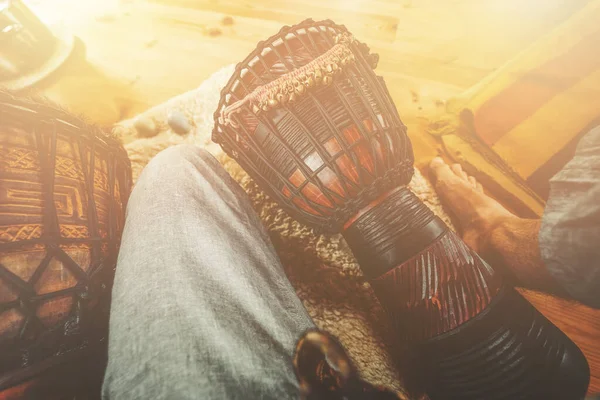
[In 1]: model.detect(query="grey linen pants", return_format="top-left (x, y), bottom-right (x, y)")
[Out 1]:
top-left (102, 145), bottom-right (314, 399)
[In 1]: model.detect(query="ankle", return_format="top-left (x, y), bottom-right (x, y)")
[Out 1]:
top-left (475, 215), bottom-right (517, 257)
top-left (477, 216), bottom-right (563, 293)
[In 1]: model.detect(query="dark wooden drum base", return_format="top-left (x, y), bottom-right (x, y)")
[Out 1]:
top-left (343, 186), bottom-right (590, 399)
top-left (418, 286), bottom-right (590, 400)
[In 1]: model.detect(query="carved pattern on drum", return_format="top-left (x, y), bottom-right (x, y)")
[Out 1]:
top-left (59, 224), bottom-right (90, 238)
top-left (0, 177), bottom-right (111, 234)
top-left (370, 230), bottom-right (503, 342)
top-left (0, 147), bottom-right (39, 170)
top-left (0, 224), bottom-right (43, 242)
top-left (0, 145), bottom-right (110, 191)
top-left (55, 156), bottom-right (84, 182)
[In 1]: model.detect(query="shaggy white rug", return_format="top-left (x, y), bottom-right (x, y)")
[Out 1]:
top-left (115, 65), bottom-right (456, 398)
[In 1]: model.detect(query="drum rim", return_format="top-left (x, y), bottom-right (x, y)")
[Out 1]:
top-left (0, 89), bottom-right (129, 156)
top-left (211, 19), bottom-right (413, 233)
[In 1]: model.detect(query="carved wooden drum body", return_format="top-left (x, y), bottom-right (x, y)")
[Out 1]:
top-left (0, 92), bottom-right (131, 397)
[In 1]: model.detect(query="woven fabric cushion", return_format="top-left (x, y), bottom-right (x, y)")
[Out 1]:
top-left (115, 65), bottom-right (456, 397)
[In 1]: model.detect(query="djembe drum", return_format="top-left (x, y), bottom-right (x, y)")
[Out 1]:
top-left (0, 91), bottom-right (131, 398)
top-left (212, 19), bottom-right (590, 399)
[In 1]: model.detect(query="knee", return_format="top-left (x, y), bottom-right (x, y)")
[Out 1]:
top-left (148, 144), bottom-right (216, 170)
top-left (136, 145), bottom-right (224, 191)
top-left (576, 125), bottom-right (600, 153)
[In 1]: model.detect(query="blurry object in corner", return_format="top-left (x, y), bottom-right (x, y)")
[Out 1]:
top-left (0, 0), bottom-right (75, 90)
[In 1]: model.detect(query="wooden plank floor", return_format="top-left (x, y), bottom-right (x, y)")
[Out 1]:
top-left (24, 0), bottom-right (600, 394)
top-left (29, 0), bottom-right (591, 142)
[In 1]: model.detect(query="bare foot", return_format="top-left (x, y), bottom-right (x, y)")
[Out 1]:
top-left (429, 157), bottom-right (515, 253)
top-left (429, 158), bottom-right (566, 294)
